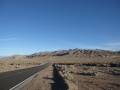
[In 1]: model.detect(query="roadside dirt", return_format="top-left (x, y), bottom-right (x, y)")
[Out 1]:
top-left (22, 65), bottom-right (73, 90)
top-left (0, 57), bottom-right (50, 73)
top-left (14, 63), bottom-right (120, 90)
top-left (22, 66), bottom-right (53, 90)
top-left (58, 64), bottom-right (120, 90)
top-left (0, 56), bottom-right (120, 90)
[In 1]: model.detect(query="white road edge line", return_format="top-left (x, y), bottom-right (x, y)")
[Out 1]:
top-left (9, 63), bottom-right (48, 90)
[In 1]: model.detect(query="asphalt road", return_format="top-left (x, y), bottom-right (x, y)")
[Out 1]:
top-left (0, 63), bottom-right (49, 90)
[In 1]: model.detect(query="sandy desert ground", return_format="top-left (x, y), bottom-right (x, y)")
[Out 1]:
top-left (0, 49), bottom-right (120, 90)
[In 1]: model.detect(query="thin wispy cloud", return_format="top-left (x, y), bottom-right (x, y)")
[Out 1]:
top-left (0, 37), bottom-right (17, 41)
top-left (101, 42), bottom-right (120, 51)
top-left (105, 42), bottom-right (120, 46)
top-left (67, 41), bottom-right (120, 51)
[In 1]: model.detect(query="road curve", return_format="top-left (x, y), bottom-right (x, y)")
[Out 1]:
top-left (0, 63), bottom-right (49, 90)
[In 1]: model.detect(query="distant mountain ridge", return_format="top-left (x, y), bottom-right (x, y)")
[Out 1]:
top-left (27, 49), bottom-right (119, 58)
top-left (0, 56), bottom-right (3, 58)
top-left (1, 49), bottom-right (119, 60)
top-left (0, 55), bottom-right (26, 60)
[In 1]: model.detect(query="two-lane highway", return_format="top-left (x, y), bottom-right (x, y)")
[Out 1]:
top-left (0, 63), bottom-right (49, 90)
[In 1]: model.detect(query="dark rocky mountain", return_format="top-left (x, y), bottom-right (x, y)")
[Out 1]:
top-left (1, 49), bottom-right (119, 60)
top-left (26, 49), bottom-right (119, 58)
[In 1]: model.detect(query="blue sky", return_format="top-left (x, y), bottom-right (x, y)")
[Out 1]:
top-left (0, 0), bottom-right (120, 56)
